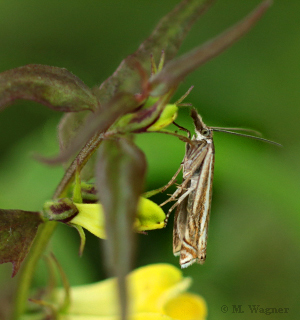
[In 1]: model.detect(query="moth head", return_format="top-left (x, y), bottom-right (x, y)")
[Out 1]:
top-left (190, 108), bottom-right (281, 147)
top-left (201, 127), bottom-right (211, 137)
top-left (190, 108), bottom-right (213, 139)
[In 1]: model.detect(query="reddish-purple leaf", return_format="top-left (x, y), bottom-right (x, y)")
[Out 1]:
top-left (58, 111), bottom-right (98, 182)
top-left (150, 0), bottom-right (273, 96)
top-left (96, 0), bottom-right (214, 105)
top-left (57, 0), bottom-right (214, 136)
top-left (58, 111), bottom-right (91, 152)
top-left (49, 91), bottom-right (141, 198)
top-left (52, 0), bottom-right (215, 195)
top-left (0, 209), bottom-right (43, 277)
top-left (0, 64), bottom-right (98, 112)
top-left (96, 138), bottom-right (146, 320)
top-left (41, 92), bottom-right (139, 166)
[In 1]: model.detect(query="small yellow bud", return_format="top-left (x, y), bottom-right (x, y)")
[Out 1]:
top-left (147, 104), bottom-right (178, 131)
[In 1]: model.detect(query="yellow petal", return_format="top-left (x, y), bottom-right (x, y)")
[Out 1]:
top-left (55, 264), bottom-right (190, 317)
top-left (59, 312), bottom-right (175, 320)
top-left (163, 293), bottom-right (207, 320)
top-left (130, 313), bottom-right (174, 320)
top-left (58, 276), bottom-right (119, 316)
top-left (71, 203), bottom-right (106, 238)
top-left (70, 198), bottom-right (165, 238)
top-left (147, 104), bottom-right (178, 131)
top-left (129, 264), bottom-right (190, 313)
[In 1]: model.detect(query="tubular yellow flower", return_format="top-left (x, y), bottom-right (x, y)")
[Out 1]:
top-left (55, 264), bottom-right (207, 320)
top-left (70, 197), bottom-right (165, 238)
top-left (163, 293), bottom-right (207, 320)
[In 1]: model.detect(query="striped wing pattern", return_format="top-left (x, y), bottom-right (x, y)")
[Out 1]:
top-left (177, 142), bottom-right (214, 267)
top-left (172, 109), bottom-right (215, 267)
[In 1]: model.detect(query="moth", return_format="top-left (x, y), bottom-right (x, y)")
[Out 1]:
top-left (161, 108), bottom-right (280, 268)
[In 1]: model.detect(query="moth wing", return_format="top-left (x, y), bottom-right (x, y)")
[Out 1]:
top-left (179, 143), bottom-right (214, 268)
top-left (173, 195), bottom-right (188, 256)
top-left (173, 141), bottom-right (208, 258)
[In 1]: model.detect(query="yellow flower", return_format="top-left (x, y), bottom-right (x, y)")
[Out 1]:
top-left (70, 197), bottom-right (165, 238)
top-left (147, 103), bottom-right (178, 132)
top-left (55, 264), bottom-right (207, 320)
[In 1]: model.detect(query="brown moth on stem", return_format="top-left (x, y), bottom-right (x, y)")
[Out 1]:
top-left (161, 108), bottom-right (215, 267)
top-left (161, 108), bottom-right (281, 268)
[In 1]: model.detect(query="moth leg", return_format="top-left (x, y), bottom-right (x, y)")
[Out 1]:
top-left (159, 164), bottom-right (184, 208)
top-left (164, 182), bottom-right (196, 226)
top-left (173, 122), bottom-right (191, 138)
top-left (160, 147), bottom-right (207, 207)
top-left (160, 186), bottom-right (181, 207)
top-left (160, 163), bottom-right (183, 193)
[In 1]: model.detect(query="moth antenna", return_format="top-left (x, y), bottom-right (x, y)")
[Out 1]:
top-left (211, 128), bottom-right (282, 147)
top-left (177, 103), bottom-right (193, 107)
top-left (210, 126), bottom-right (262, 136)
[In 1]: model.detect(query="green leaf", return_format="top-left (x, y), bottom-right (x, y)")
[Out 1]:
top-left (96, 138), bottom-right (146, 320)
top-left (150, 0), bottom-right (273, 96)
top-left (0, 64), bottom-right (98, 112)
top-left (96, 0), bottom-right (214, 105)
top-left (0, 209), bottom-right (43, 277)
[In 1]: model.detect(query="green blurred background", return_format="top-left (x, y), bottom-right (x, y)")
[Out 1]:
top-left (0, 0), bottom-right (299, 319)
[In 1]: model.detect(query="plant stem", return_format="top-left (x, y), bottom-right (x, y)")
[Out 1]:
top-left (11, 136), bottom-right (104, 319)
top-left (11, 221), bottom-right (58, 320)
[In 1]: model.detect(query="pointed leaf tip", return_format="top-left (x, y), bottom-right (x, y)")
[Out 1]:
top-left (96, 0), bottom-right (215, 106)
top-left (150, 0), bottom-right (273, 96)
top-left (0, 64), bottom-right (98, 112)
